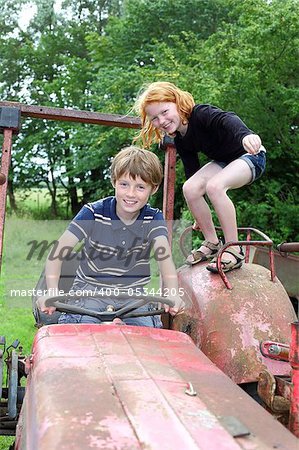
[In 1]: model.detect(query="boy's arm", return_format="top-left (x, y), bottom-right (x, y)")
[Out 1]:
top-left (152, 235), bottom-right (184, 316)
top-left (37, 230), bottom-right (80, 314)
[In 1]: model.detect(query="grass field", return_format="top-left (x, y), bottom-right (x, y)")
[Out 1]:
top-left (0, 216), bottom-right (67, 449)
top-left (7, 187), bottom-right (72, 220)
top-left (1, 215), bottom-right (68, 335)
top-left (0, 437), bottom-right (14, 450)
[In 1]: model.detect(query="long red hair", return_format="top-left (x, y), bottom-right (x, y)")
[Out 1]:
top-left (134, 81), bottom-right (195, 148)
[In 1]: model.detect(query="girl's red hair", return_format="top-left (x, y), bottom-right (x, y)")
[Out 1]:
top-left (134, 81), bottom-right (195, 148)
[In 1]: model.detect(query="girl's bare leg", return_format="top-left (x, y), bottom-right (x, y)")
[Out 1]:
top-left (183, 162), bottom-right (223, 256)
top-left (183, 159), bottom-right (252, 264)
top-left (205, 159), bottom-right (252, 265)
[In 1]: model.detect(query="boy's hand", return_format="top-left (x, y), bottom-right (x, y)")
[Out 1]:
top-left (242, 134), bottom-right (262, 154)
top-left (164, 295), bottom-right (184, 316)
top-left (36, 295), bottom-right (57, 315)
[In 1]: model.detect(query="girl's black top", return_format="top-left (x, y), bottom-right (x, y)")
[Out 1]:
top-left (174, 104), bottom-right (253, 178)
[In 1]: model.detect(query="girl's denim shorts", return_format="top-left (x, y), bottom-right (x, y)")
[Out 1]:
top-left (215, 148), bottom-right (266, 184)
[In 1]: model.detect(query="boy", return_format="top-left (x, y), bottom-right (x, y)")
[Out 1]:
top-left (37, 146), bottom-right (183, 326)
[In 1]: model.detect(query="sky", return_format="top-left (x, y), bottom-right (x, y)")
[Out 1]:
top-left (19, 3), bottom-right (37, 29)
top-left (19, 1), bottom-right (63, 30)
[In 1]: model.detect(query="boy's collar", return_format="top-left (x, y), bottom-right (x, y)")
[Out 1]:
top-left (110, 197), bottom-right (148, 232)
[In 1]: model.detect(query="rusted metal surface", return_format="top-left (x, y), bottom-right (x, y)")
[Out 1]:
top-left (257, 370), bottom-right (290, 426)
top-left (218, 416), bottom-right (250, 438)
top-left (0, 101), bottom-right (141, 129)
top-left (277, 242), bottom-right (299, 254)
top-left (162, 142), bottom-right (176, 244)
top-left (15, 324), bottom-right (298, 449)
top-left (276, 376), bottom-right (292, 401)
top-left (173, 262), bottom-right (297, 384)
top-left (257, 370), bottom-right (290, 412)
top-left (0, 173), bottom-right (6, 185)
top-left (179, 226), bottom-right (275, 289)
top-left (215, 235), bottom-right (274, 290)
top-left (252, 246), bottom-right (299, 298)
top-left (289, 321), bottom-right (299, 437)
top-left (260, 341), bottom-right (290, 362)
top-left (0, 129), bottom-right (13, 272)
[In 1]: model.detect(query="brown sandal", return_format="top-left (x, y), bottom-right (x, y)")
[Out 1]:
top-left (186, 240), bottom-right (222, 266)
top-left (206, 248), bottom-right (245, 273)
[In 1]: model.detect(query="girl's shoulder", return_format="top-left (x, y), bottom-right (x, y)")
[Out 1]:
top-left (192, 104), bottom-right (224, 117)
top-left (191, 104), bottom-right (227, 128)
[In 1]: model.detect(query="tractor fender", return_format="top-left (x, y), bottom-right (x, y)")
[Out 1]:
top-left (173, 262), bottom-right (296, 384)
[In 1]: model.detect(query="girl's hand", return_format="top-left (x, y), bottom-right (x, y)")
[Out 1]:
top-left (242, 134), bottom-right (262, 154)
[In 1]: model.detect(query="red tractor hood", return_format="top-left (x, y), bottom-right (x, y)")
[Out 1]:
top-left (15, 324), bottom-right (297, 450)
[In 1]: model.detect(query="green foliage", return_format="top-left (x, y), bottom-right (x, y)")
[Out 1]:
top-left (0, 0), bottom-right (298, 242)
top-left (235, 180), bottom-right (299, 244)
top-left (0, 436), bottom-right (14, 449)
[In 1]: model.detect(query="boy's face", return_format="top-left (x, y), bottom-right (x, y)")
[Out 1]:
top-left (114, 173), bottom-right (157, 222)
top-left (145, 101), bottom-right (185, 135)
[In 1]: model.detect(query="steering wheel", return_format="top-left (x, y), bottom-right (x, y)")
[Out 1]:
top-left (44, 291), bottom-right (175, 322)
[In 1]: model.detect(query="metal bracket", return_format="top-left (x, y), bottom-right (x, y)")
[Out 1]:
top-left (219, 416), bottom-right (250, 438)
top-left (0, 107), bottom-right (21, 134)
top-left (258, 370), bottom-right (290, 412)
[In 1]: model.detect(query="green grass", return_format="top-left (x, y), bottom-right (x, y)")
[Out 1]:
top-left (0, 216), bottom-right (67, 447)
top-left (7, 187), bottom-right (73, 220)
top-left (1, 215), bottom-right (67, 327)
top-left (0, 437), bottom-right (14, 449)
top-left (2, 216), bottom-right (67, 301)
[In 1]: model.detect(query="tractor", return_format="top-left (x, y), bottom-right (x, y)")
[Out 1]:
top-left (0, 103), bottom-right (298, 449)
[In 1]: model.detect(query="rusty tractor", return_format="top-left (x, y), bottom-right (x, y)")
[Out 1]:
top-left (0, 103), bottom-right (298, 449)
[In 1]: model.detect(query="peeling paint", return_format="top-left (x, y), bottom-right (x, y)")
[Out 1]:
top-left (176, 262), bottom-right (296, 383)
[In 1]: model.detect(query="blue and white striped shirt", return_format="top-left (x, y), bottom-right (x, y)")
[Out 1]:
top-left (68, 196), bottom-right (168, 289)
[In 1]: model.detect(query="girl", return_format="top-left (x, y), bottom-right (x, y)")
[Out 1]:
top-left (134, 81), bottom-right (266, 273)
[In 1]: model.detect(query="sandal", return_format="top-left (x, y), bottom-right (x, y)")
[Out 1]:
top-left (186, 240), bottom-right (222, 266)
top-left (206, 247), bottom-right (245, 273)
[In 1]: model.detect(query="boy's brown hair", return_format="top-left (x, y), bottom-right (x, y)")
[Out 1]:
top-left (134, 81), bottom-right (195, 148)
top-left (111, 146), bottom-right (163, 189)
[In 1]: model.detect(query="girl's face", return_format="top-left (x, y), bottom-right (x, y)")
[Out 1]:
top-left (145, 102), bottom-right (187, 135)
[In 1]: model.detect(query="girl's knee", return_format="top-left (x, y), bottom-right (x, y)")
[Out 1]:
top-left (183, 178), bottom-right (205, 199)
top-left (206, 180), bottom-right (224, 200)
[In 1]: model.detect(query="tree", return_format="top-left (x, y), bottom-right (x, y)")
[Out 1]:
top-left (187, 0), bottom-right (299, 240)
top-left (1, 0), bottom-right (125, 216)
top-left (1, 0), bottom-right (298, 241)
